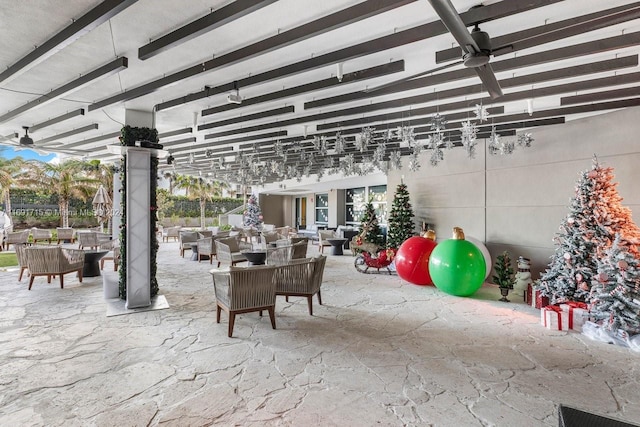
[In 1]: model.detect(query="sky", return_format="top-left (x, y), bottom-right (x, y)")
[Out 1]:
top-left (0, 145), bottom-right (57, 162)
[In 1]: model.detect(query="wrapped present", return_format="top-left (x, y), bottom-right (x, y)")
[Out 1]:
top-left (541, 305), bottom-right (570, 331)
top-left (558, 301), bottom-right (589, 331)
top-left (526, 283), bottom-right (533, 305)
top-left (529, 286), bottom-right (549, 309)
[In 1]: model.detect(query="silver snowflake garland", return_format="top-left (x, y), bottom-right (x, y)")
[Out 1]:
top-left (430, 147), bottom-right (444, 166)
top-left (430, 113), bottom-right (447, 132)
top-left (517, 132), bottom-right (534, 148)
top-left (274, 140), bottom-right (284, 157)
top-left (460, 119), bottom-right (478, 159)
top-left (334, 132), bottom-right (346, 154)
top-left (395, 125), bottom-right (416, 147)
top-left (389, 151), bottom-right (402, 170)
top-left (408, 152), bottom-right (420, 172)
top-left (474, 104), bottom-right (490, 122)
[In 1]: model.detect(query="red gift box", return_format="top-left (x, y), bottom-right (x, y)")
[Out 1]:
top-left (529, 286), bottom-right (549, 309)
top-left (558, 302), bottom-right (589, 331)
top-left (541, 305), bottom-right (570, 330)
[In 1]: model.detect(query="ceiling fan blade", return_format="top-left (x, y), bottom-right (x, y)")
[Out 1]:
top-left (475, 63), bottom-right (503, 99)
top-left (365, 60), bottom-right (463, 93)
top-left (428, 0), bottom-right (479, 55)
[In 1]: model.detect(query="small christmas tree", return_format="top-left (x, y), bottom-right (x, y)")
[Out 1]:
top-left (589, 234), bottom-right (640, 334)
top-left (538, 157), bottom-right (640, 303)
top-left (359, 198), bottom-right (383, 246)
top-left (244, 194), bottom-right (263, 227)
top-left (386, 182), bottom-right (415, 249)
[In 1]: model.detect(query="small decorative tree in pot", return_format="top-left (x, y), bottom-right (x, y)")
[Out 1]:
top-left (493, 251), bottom-right (515, 302)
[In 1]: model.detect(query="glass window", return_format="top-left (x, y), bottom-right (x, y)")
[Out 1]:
top-left (370, 185), bottom-right (388, 225)
top-left (315, 193), bottom-right (328, 224)
top-left (345, 187), bottom-right (365, 224)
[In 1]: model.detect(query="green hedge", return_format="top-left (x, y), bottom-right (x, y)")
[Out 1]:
top-left (163, 196), bottom-right (242, 218)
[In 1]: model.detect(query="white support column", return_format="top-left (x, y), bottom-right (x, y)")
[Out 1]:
top-left (126, 147), bottom-right (151, 309)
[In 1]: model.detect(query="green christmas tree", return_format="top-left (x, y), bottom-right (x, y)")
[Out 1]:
top-left (359, 198), bottom-right (383, 246)
top-left (244, 194), bottom-right (263, 227)
top-left (589, 234), bottom-right (640, 334)
top-left (386, 182), bottom-right (415, 249)
top-left (538, 157), bottom-right (640, 303)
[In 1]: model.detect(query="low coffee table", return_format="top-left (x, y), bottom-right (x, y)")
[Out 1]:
top-left (326, 238), bottom-right (348, 255)
top-left (83, 250), bottom-right (109, 277)
top-left (242, 250), bottom-right (267, 266)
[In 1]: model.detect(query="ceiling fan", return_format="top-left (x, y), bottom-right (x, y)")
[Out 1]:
top-left (366, 0), bottom-right (503, 98)
top-left (0, 126), bottom-right (90, 156)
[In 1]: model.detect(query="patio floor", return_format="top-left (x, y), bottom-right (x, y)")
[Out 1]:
top-left (0, 241), bottom-right (639, 426)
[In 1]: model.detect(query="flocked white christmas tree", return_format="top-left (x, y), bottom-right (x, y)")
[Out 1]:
top-left (538, 156), bottom-right (640, 303)
top-left (243, 194), bottom-right (263, 227)
top-left (589, 234), bottom-right (640, 334)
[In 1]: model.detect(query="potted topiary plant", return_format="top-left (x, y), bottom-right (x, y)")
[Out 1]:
top-left (493, 251), bottom-right (514, 302)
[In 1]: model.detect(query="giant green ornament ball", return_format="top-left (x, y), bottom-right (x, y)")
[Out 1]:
top-left (428, 227), bottom-right (486, 297)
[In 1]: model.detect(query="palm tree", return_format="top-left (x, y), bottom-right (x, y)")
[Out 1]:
top-left (163, 171), bottom-right (177, 194)
top-left (176, 176), bottom-right (221, 229)
top-left (26, 159), bottom-right (100, 228)
top-left (0, 157), bottom-right (28, 226)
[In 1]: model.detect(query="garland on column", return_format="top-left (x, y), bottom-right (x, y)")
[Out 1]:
top-left (117, 125), bottom-right (160, 300)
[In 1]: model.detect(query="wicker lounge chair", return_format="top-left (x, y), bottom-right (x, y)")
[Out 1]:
top-left (56, 227), bottom-right (75, 244)
top-left (214, 237), bottom-right (252, 267)
top-left (4, 230), bottom-right (30, 250)
top-left (211, 265), bottom-right (278, 337)
top-left (25, 246), bottom-right (84, 290)
top-left (31, 228), bottom-right (52, 244)
top-left (274, 255), bottom-right (327, 315)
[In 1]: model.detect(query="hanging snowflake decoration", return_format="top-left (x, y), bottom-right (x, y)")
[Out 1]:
top-left (274, 140), bottom-right (284, 157)
top-left (188, 153), bottom-right (195, 164)
top-left (430, 113), bottom-right (447, 132)
top-left (205, 149), bottom-right (214, 158)
top-left (389, 150), bottom-right (402, 170)
top-left (474, 104), bottom-right (490, 122)
top-left (430, 147), bottom-right (444, 167)
top-left (303, 165), bottom-right (311, 177)
top-left (334, 132), bottom-right (346, 154)
top-left (517, 132), bottom-right (534, 148)
top-left (355, 126), bottom-right (375, 152)
top-left (316, 168), bottom-right (324, 181)
top-left (408, 152), bottom-right (421, 172)
top-left (488, 126), bottom-right (501, 155)
top-left (313, 135), bottom-right (328, 155)
top-left (340, 153), bottom-right (356, 175)
top-left (291, 141), bottom-right (302, 153)
top-left (395, 125), bottom-right (416, 147)
top-left (460, 119), bottom-right (478, 159)
top-left (373, 143), bottom-right (386, 165)
top-left (359, 157), bottom-right (375, 175)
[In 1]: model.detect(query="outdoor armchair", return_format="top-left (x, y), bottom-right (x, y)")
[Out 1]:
top-left (31, 228), bottom-right (52, 244)
top-left (317, 230), bottom-right (335, 253)
top-left (196, 237), bottom-right (218, 264)
top-left (274, 255), bottom-right (327, 315)
top-left (211, 265), bottom-right (278, 337)
top-left (214, 237), bottom-right (251, 267)
top-left (290, 240), bottom-right (308, 260)
top-left (266, 245), bottom-right (292, 266)
top-left (25, 246), bottom-right (84, 290)
top-left (162, 226), bottom-right (181, 242)
top-left (179, 230), bottom-right (199, 257)
top-left (4, 230), bottom-right (30, 250)
top-left (14, 243), bottom-right (29, 281)
top-left (99, 239), bottom-right (120, 271)
top-left (56, 227), bottom-right (75, 244)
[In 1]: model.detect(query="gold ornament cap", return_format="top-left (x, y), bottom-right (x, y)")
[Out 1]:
top-left (422, 229), bottom-right (436, 241)
top-left (452, 227), bottom-right (465, 240)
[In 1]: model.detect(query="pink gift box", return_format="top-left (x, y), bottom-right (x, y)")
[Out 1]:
top-left (559, 302), bottom-right (589, 332)
top-left (541, 305), bottom-right (570, 331)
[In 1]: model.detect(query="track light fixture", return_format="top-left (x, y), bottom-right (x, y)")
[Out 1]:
top-left (227, 81), bottom-right (242, 104)
top-left (166, 152), bottom-right (174, 165)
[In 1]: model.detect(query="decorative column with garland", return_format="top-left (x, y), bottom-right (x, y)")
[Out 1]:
top-left (118, 125), bottom-right (161, 307)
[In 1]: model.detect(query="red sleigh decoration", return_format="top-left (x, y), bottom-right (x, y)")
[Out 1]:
top-left (354, 245), bottom-right (396, 275)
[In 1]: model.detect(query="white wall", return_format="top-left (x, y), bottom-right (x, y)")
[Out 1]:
top-left (389, 107), bottom-right (640, 278)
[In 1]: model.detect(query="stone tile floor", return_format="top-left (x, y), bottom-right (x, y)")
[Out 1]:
top-left (1, 241), bottom-right (639, 426)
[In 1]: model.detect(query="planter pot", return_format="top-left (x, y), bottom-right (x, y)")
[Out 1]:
top-left (499, 287), bottom-right (510, 302)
